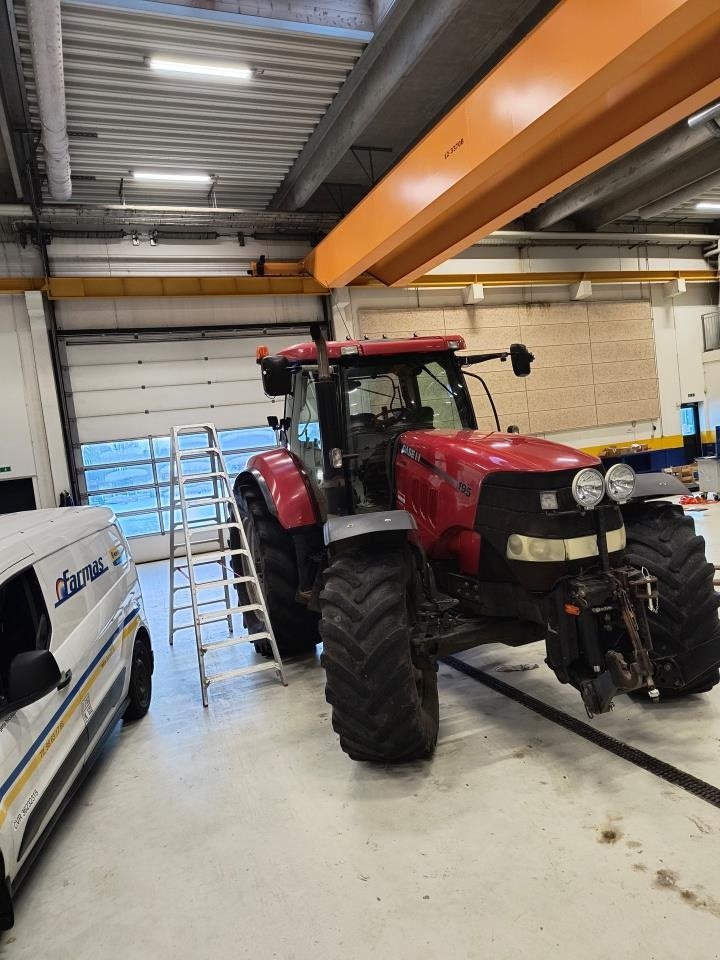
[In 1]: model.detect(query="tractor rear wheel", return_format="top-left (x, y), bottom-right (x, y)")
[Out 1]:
top-left (319, 542), bottom-right (439, 762)
top-left (232, 485), bottom-right (319, 657)
top-left (624, 501), bottom-right (720, 696)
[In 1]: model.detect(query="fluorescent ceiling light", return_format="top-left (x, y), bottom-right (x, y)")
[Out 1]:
top-left (148, 57), bottom-right (253, 81)
top-left (696, 201), bottom-right (720, 211)
top-left (688, 101), bottom-right (720, 127)
top-left (133, 171), bottom-right (212, 184)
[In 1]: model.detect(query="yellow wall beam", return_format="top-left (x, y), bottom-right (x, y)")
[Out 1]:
top-left (410, 270), bottom-right (719, 289)
top-left (0, 277), bottom-right (46, 294)
top-left (0, 270), bottom-right (715, 298)
top-left (0, 276), bottom-right (326, 298)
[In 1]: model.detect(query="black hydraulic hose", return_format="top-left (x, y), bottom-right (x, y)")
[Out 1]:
top-left (462, 370), bottom-right (501, 432)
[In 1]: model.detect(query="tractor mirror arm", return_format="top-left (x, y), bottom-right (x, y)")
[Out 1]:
top-left (456, 352), bottom-right (509, 366)
top-left (457, 343), bottom-right (534, 378)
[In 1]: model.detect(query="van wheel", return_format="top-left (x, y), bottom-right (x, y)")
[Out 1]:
top-left (123, 635), bottom-right (153, 721)
top-left (232, 485), bottom-right (319, 657)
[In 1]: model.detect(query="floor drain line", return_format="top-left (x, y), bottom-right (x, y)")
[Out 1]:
top-left (442, 655), bottom-right (720, 810)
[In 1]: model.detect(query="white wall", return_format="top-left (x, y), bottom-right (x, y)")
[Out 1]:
top-left (0, 292), bottom-right (70, 509)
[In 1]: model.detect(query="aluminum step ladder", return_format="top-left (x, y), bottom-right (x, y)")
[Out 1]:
top-left (167, 423), bottom-right (286, 705)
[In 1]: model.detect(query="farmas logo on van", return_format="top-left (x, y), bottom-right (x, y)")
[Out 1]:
top-left (55, 557), bottom-right (108, 608)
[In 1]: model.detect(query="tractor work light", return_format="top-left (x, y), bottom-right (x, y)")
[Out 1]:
top-left (571, 468), bottom-right (605, 509)
top-left (605, 463), bottom-right (636, 503)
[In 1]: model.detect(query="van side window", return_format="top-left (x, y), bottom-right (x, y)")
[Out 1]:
top-left (0, 569), bottom-right (51, 691)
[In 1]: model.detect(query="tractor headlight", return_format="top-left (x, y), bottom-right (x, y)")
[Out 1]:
top-left (571, 468), bottom-right (605, 509)
top-left (605, 463), bottom-right (636, 503)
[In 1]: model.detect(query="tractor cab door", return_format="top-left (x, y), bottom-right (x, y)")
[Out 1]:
top-left (287, 369), bottom-right (328, 514)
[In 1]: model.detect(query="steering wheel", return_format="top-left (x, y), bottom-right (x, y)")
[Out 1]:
top-left (371, 407), bottom-right (404, 429)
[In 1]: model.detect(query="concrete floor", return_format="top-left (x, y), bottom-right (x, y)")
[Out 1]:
top-left (7, 501), bottom-right (720, 958)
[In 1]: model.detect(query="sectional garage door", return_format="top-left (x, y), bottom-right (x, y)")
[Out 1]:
top-left (63, 330), bottom-right (302, 561)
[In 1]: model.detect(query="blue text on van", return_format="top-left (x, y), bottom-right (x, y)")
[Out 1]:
top-left (55, 557), bottom-right (108, 607)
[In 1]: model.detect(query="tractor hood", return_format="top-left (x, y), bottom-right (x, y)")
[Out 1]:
top-left (399, 429), bottom-right (600, 477)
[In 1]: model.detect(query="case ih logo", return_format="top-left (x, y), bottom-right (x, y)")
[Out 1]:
top-left (400, 444), bottom-right (422, 462)
top-left (55, 557), bottom-right (108, 607)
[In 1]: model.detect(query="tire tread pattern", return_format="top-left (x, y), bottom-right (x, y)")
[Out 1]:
top-left (319, 544), bottom-right (438, 762)
top-left (624, 502), bottom-right (720, 694)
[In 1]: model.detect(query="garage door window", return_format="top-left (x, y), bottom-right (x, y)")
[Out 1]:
top-left (81, 427), bottom-right (275, 539)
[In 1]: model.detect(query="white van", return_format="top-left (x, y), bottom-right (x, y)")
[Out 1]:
top-left (0, 507), bottom-right (153, 926)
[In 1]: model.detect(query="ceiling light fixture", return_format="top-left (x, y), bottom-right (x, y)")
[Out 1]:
top-left (696, 202), bottom-right (720, 211)
top-left (132, 171), bottom-right (212, 185)
top-left (147, 57), bottom-right (253, 81)
top-left (688, 101), bottom-right (720, 127)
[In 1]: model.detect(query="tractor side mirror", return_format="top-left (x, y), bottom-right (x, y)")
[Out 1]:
top-left (510, 343), bottom-right (534, 377)
top-left (261, 355), bottom-right (291, 396)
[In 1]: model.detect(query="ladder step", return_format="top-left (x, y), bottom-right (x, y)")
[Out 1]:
top-left (186, 522), bottom-right (242, 535)
top-left (177, 446), bottom-right (221, 457)
top-left (172, 599), bottom-right (231, 613)
top-left (198, 604), bottom-right (262, 624)
top-left (188, 548), bottom-right (249, 565)
top-left (196, 575), bottom-right (255, 590)
top-left (174, 495), bottom-right (234, 506)
top-left (200, 634), bottom-right (257, 652)
top-left (205, 661), bottom-right (280, 686)
top-left (179, 471), bottom-right (228, 482)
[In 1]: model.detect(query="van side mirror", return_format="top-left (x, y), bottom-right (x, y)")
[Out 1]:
top-left (510, 343), bottom-right (534, 377)
top-left (261, 355), bottom-right (292, 397)
top-left (0, 650), bottom-right (68, 719)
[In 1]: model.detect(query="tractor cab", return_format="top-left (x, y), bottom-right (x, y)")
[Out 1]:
top-left (261, 330), bottom-right (531, 519)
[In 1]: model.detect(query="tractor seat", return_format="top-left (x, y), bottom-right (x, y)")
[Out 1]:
top-left (401, 405), bottom-right (434, 428)
top-left (349, 412), bottom-right (378, 430)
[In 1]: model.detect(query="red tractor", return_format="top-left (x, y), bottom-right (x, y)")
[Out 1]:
top-left (231, 324), bottom-right (720, 762)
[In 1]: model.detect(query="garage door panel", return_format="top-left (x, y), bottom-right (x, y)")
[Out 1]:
top-left (66, 336), bottom-right (291, 366)
top-left (73, 378), bottom-right (265, 418)
top-left (77, 401), bottom-right (284, 444)
top-left (69, 356), bottom-right (261, 392)
top-left (67, 352), bottom-right (273, 391)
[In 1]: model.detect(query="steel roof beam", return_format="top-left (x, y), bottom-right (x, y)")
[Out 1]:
top-left (0, 0), bottom-right (35, 202)
top-left (577, 139), bottom-right (720, 228)
top-left (524, 121), bottom-right (716, 230)
top-left (64, 0), bottom-right (374, 40)
top-left (303, 0), bottom-right (720, 288)
top-left (269, 0), bottom-right (491, 212)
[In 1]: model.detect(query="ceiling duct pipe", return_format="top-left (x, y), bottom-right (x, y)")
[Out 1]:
top-left (26, 0), bottom-right (71, 201)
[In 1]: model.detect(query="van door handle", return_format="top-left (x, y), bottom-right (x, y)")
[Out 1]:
top-left (56, 670), bottom-right (72, 691)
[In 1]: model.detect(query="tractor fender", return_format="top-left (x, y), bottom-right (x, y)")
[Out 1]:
top-left (324, 510), bottom-right (417, 546)
top-left (236, 449), bottom-right (319, 529)
top-left (628, 471), bottom-right (688, 500)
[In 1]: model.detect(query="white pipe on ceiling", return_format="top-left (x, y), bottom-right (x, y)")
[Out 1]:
top-left (26, 0), bottom-right (71, 201)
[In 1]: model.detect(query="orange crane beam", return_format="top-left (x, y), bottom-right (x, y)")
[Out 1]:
top-left (304, 0), bottom-right (720, 288)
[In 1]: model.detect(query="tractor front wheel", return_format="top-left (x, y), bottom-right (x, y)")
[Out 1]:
top-left (624, 501), bottom-right (720, 696)
top-left (232, 485), bottom-right (319, 657)
top-left (319, 542), bottom-right (439, 762)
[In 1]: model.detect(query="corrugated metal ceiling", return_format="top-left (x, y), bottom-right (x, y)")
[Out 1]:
top-left (14, 0), bottom-right (366, 208)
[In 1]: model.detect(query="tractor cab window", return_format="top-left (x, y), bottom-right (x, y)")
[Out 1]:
top-left (342, 353), bottom-right (472, 513)
top-left (289, 370), bottom-right (324, 485)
